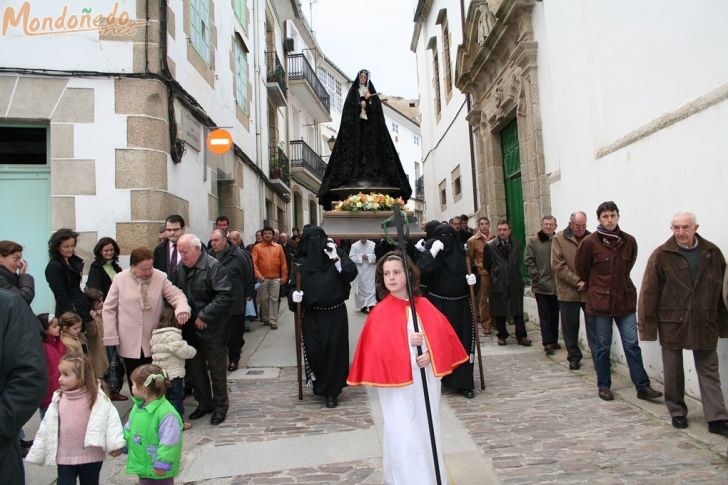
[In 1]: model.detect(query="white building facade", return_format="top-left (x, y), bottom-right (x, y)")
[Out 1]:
top-left (412, 0), bottom-right (478, 225)
top-left (0, 0), bottom-right (333, 312)
top-left (456, 0), bottom-right (728, 399)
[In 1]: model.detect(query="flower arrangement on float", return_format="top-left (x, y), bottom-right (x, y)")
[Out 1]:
top-left (334, 192), bottom-right (407, 212)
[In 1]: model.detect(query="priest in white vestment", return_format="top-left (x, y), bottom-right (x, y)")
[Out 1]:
top-left (349, 239), bottom-right (377, 312)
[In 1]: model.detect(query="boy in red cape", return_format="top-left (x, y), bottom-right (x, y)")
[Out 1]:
top-left (348, 252), bottom-right (467, 484)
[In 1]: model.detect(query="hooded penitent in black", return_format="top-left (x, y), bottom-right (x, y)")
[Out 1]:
top-left (287, 226), bottom-right (358, 400)
top-left (417, 223), bottom-right (474, 392)
top-left (317, 69), bottom-right (412, 208)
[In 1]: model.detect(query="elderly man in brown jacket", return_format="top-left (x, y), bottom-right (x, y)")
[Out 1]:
top-left (551, 211), bottom-right (596, 370)
top-left (638, 212), bottom-right (728, 435)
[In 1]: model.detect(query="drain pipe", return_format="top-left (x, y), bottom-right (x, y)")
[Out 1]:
top-left (460, 0), bottom-right (479, 214)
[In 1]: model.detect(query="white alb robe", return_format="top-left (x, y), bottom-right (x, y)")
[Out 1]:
top-left (349, 240), bottom-right (377, 309)
top-left (376, 312), bottom-right (448, 485)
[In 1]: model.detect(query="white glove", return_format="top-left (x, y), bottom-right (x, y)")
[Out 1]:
top-left (324, 241), bottom-right (338, 260)
top-left (430, 239), bottom-right (444, 258)
top-left (415, 239), bottom-right (426, 253)
top-left (466, 273), bottom-right (477, 286)
top-left (292, 290), bottom-right (304, 303)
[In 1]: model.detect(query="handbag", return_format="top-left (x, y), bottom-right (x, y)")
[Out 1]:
top-left (105, 346), bottom-right (125, 395)
top-left (245, 299), bottom-right (257, 321)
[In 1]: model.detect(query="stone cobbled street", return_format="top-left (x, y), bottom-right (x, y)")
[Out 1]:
top-left (24, 301), bottom-right (728, 484)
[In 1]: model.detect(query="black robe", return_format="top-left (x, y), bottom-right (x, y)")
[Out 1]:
top-left (417, 224), bottom-right (474, 391)
top-left (317, 71), bottom-right (412, 208)
top-left (287, 227), bottom-right (358, 398)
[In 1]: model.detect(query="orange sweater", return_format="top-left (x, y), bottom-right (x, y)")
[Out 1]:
top-left (252, 242), bottom-right (288, 282)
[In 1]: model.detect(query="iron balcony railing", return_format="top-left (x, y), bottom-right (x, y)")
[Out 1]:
top-left (290, 139), bottom-right (326, 181)
top-left (287, 53), bottom-right (330, 113)
top-left (265, 51), bottom-right (286, 94)
top-left (415, 175), bottom-right (424, 197)
top-left (269, 145), bottom-right (290, 185)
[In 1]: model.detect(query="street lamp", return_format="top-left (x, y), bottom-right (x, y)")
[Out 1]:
top-left (327, 135), bottom-right (336, 151)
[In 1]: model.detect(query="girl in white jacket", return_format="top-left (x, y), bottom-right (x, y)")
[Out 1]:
top-left (26, 353), bottom-right (125, 484)
top-left (151, 306), bottom-right (197, 430)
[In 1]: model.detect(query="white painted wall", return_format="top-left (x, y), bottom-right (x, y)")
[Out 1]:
top-left (68, 78), bottom-right (131, 239)
top-left (534, 0), bottom-right (728, 399)
top-left (0, 0), bottom-right (135, 72)
top-left (413, 0), bottom-right (475, 222)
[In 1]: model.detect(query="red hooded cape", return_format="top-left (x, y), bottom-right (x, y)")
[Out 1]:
top-left (347, 294), bottom-right (468, 387)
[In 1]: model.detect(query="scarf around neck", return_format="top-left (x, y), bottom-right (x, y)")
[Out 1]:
top-left (130, 271), bottom-right (152, 311)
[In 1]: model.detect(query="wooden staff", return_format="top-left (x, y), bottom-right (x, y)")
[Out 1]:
top-left (294, 265), bottom-right (304, 400)
top-left (391, 204), bottom-right (442, 485)
top-left (465, 256), bottom-right (486, 390)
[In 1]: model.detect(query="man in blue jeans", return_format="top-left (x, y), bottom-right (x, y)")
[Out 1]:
top-left (575, 201), bottom-right (662, 402)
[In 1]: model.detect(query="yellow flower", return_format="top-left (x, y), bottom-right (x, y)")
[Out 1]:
top-left (356, 201), bottom-right (362, 208)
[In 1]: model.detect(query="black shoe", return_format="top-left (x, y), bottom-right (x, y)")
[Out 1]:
top-left (568, 361), bottom-right (581, 370)
top-left (325, 396), bottom-right (338, 408)
top-left (188, 408), bottom-right (213, 420)
top-left (672, 416), bottom-right (688, 429)
top-left (228, 360), bottom-right (239, 372)
top-left (497, 338), bottom-right (507, 346)
top-left (517, 338), bottom-right (532, 347)
top-left (360, 307), bottom-right (369, 313)
top-left (598, 388), bottom-right (614, 401)
top-left (461, 389), bottom-right (475, 399)
top-left (210, 412), bottom-right (226, 425)
top-left (544, 344), bottom-right (555, 355)
top-left (551, 343), bottom-right (562, 350)
top-left (708, 420), bottom-right (728, 437)
top-left (637, 386), bottom-right (663, 401)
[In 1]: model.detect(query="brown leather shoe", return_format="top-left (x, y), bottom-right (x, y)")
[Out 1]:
top-left (637, 386), bottom-right (663, 401)
top-left (497, 338), bottom-right (507, 346)
top-left (598, 388), bottom-right (614, 401)
top-left (270, 322), bottom-right (278, 330)
top-left (517, 338), bottom-right (532, 347)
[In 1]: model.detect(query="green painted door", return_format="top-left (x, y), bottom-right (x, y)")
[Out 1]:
top-left (500, 119), bottom-right (527, 279)
top-left (0, 168), bottom-right (52, 313)
top-left (0, 124), bottom-right (52, 313)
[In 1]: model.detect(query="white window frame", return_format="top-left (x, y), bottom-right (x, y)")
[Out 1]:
top-left (190, 0), bottom-right (211, 65)
top-left (235, 38), bottom-right (249, 114)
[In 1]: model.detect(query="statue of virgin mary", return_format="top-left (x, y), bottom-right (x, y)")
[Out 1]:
top-left (317, 69), bottom-right (412, 208)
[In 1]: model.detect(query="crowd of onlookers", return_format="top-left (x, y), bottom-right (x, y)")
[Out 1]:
top-left (2, 201), bottom-right (728, 483)
top-left (0, 215), bottom-right (307, 483)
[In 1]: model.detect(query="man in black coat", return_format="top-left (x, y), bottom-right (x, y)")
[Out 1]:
top-left (485, 219), bottom-right (531, 347)
top-left (210, 229), bottom-right (253, 372)
top-left (176, 234), bottom-right (232, 425)
top-left (0, 289), bottom-right (46, 484)
top-left (153, 214), bottom-right (186, 282)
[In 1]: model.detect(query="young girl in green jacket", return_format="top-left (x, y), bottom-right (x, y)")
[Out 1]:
top-left (125, 364), bottom-right (183, 484)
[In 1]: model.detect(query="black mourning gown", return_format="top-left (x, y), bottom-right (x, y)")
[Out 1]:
top-left (317, 75), bottom-right (412, 208)
top-left (417, 224), bottom-right (475, 391)
top-left (286, 227), bottom-right (358, 397)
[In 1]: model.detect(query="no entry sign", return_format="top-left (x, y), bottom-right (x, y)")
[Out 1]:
top-left (207, 128), bottom-right (233, 154)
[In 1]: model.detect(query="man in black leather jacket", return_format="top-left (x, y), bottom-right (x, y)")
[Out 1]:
top-left (176, 234), bottom-right (232, 425)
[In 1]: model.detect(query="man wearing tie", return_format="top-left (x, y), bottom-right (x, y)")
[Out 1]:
top-left (154, 214), bottom-right (186, 283)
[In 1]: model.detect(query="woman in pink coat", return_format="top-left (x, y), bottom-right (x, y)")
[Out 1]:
top-left (102, 247), bottom-right (191, 390)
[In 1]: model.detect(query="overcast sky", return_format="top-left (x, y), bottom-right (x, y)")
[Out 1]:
top-left (303, 0), bottom-right (420, 99)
